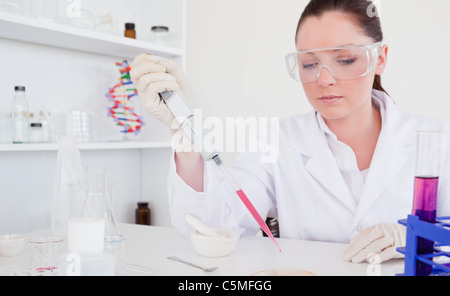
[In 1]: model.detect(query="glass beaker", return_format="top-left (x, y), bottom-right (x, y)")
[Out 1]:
top-left (105, 234), bottom-right (126, 275)
top-left (412, 130), bottom-right (442, 276)
top-left (28, 235), bottom-right (65, 276)
top-left (66, 109), bottom-right (92, 143)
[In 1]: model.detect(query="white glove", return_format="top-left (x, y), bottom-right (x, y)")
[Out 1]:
top-left (130, 54), bottom-right (197, 131)
top-left (343, 223), bottom-right (406, 264)
top-left (130, 54), bottom-right (197, 151)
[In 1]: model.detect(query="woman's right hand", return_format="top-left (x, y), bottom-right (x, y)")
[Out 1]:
top-left (130, 54), bottom-right (178, 130)
top-left (131, 54), bottom-right (204, 190)
top-left (130, 54), bottom-right (196, 130)
top-left (130, 54), bottom-right (197, 152)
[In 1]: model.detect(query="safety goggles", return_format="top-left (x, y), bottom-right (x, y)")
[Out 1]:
top-left (285, 42), bottom-right (382, 83)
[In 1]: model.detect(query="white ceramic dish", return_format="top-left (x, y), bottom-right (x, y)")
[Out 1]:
top-left (0, 234), bottom-right (26, 257)
top-left (190, 228), bottom-right (239, 258)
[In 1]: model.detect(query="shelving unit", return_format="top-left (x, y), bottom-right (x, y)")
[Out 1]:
top-left (0, 0), bottom-right (185, 234)
top-left (0, 141), bottom-right (172, 152)
top-left (0, 5), bottom-right (185, 149)
top-left (0, 11), bottom-right (184, 60)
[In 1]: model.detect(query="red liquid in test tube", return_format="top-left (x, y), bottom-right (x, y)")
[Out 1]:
top-left (412, 131), bottom-right (442, 276)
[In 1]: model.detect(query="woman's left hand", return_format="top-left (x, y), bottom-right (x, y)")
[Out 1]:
top-left (343, 223), bottom-right (406, 263)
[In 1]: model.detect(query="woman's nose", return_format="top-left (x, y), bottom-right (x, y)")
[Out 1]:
top-left (316, 65), bottom-right (337, 86)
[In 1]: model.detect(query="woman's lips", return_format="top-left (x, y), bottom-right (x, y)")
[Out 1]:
top-left (319, 96), bottom-right (343, 104)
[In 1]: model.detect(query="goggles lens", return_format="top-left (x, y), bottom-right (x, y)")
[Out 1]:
top-left (285, 43), bottom-right (380, 83)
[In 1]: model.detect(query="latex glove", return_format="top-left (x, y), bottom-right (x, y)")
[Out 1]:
top-left (130, 54), bottom-right (197, 152)
top-left (343, 223), bottom-right (406, 264)
top-left (130, 54), bottom-right (197, 131)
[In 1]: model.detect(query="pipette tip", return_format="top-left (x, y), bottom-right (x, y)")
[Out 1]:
top-left (268, 234), bottom-right (282, 253)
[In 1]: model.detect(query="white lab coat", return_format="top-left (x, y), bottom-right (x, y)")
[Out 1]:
top-left (167, 90), bottom-right (450, 243)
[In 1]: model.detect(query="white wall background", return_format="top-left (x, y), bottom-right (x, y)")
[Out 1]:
top-left (185, 0), bottom-right (450, 146)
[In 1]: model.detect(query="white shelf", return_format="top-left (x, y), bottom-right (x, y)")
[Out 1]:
top-left (0, 141), bottom-right (172, 152)
top-left (0, 11), bottom-right (184, 59)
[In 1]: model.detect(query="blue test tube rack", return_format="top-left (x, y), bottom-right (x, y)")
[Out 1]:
top-left (396, 215), bottom-right (450, 276)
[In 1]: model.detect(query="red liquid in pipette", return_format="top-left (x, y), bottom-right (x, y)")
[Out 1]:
top-left (236, 189), bottom-right (282, 252)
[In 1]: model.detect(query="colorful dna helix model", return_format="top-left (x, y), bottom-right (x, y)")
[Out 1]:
top-left (106, 61), bottom-right (144, 136)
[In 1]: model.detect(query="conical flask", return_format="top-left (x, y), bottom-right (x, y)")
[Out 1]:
top-left (84, 167), bottom-right (120, 237)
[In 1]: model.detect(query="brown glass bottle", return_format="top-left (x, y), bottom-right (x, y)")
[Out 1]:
top-left (125, 23), bottom-right (136, 39)
top-left (136, 202), bottom-right (150, 225)
top-left (262, 218), bottom-right (280, 238)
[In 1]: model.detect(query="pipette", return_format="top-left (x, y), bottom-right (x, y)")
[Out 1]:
top-left (212, 155), bottom-right (282, 252)
top-left (160, 91), bottom-right (282, 252)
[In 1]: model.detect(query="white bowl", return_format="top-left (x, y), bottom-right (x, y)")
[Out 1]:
top-left (190, 228), bottom-right (238, 258)
top-left (0, 234), bottom-right (26, 257)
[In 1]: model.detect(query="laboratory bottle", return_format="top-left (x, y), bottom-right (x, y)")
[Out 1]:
top-left (124, 23), bottom-right (136, 39)
top-left (151, 26), bottom-right (169, 45)
top-left (135, 202), bottom-right (151, 225)
top-left (262, 218), bottom-right (280, 238)
top-left (11, 86), bottom-right (29, 144)
top-left (29, 122), bottom-right (43, 143)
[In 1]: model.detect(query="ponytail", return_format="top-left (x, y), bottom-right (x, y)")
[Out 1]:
top-left (373, 75), bottom-right (388, 95)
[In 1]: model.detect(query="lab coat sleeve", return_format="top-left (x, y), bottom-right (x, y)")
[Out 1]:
top-left (167, 149), bottom-right (277, 239)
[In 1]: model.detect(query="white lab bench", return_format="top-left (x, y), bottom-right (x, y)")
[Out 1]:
top-left (0, 223), bottom-right (404, 276)
top-left (120, 224), bottom-right (404, 276)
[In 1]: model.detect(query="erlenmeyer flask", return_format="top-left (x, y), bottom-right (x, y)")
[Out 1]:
top-left (84, 166), bottom-right (108, 219)
top-left (84, 167), bottom-right (120, 238)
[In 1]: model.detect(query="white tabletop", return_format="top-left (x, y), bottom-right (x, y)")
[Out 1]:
top-left (0, 223), bottom-right (405, 276)
top-left (119, 223), bottom-right (404, 276)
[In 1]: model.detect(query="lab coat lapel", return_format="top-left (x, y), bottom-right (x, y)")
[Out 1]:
top-left (296, 114), bottom-right (357, 214)
top-left (353, 134), bottom-right (409, 225)
top-left (304, 142), bottom-right (357, 214)
top-left (352, 92), bottom-right (414, 226)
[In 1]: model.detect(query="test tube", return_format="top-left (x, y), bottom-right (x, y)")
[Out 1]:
top-left (412, 130), bottom-right (442, 276)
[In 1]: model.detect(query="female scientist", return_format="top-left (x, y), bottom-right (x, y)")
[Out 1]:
top-left (130, 0), bottom-right (450, 264)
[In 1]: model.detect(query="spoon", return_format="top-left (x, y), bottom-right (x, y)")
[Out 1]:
top-left (167, 256), bottom-right (218, 272)
top-left (185, 215), bottom-right (220, 237)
